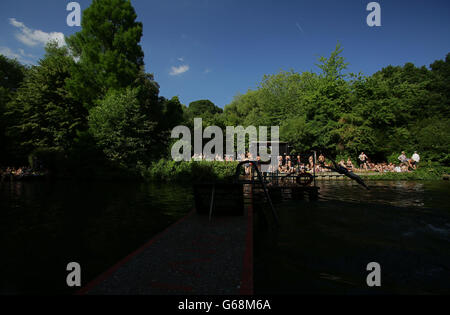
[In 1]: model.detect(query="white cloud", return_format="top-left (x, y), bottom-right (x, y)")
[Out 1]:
top-left (0, 46), bottom-right (36, 64)
top-left (177, 57), bottom-right (184, 62)
top-left (204, 68), bottom-right (212, 74)
top-left (169, 64), bottom-right (190, 76)
top-left (9, 18), bottom-right (66, 47)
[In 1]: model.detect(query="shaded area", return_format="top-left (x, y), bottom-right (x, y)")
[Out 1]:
top-left (84, 207), bottom-right (250, 295)
top-left (255, 181), bottom-right (450, 294)
top-left (0, 180), bottom-right (193, 295)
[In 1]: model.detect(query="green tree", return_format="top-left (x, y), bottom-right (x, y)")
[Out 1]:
top-left (429, 53), bottom-right (450, 117)
top-left (160, 96), bottom-right (184, 131)
top-left (188, 99), bottom-right (222, 116)
top-left (5, 43), bottom-right (86, 162)
top-left (222, 45), bottom-right (450, 163)
top-left (66, 0), bottom-right (145, 108)
top-left (185, 99), bottom-right (224, 128)
top-left (88, 88), bottom-right (157, 168)
top-left (0, 55), bottom-right (26, 164)
top-left (316, 43), bottom-right (349, 81)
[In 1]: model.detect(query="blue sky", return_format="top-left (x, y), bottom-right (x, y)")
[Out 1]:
top-left (1, 0), bottom-right (449, 108)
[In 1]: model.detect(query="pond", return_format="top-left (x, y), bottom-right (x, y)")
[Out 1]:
top-left (1, 179), bottom-right (449, 294)
top-left (0, 180), bottom-right (194, 295)
top-left (255, 180), bottom-right (450, 294)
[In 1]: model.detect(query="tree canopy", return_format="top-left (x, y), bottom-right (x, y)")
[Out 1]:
top-left (221, 45), bottom-right (450, 163)
top-left (66, 0), bottom-right (145, 108)
top-left (0, 0), bottom-right (448, 175)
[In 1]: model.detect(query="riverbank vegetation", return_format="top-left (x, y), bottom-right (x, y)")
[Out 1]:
top-left (0, 0), bottom-right (448, 181)
top-left (360, 164), bottom-right (450, 181)
top-left (142, 160), bottom-right (239, 183)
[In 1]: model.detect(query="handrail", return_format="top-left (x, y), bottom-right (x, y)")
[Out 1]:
top-left (234, 161), bottom-right (279, 225)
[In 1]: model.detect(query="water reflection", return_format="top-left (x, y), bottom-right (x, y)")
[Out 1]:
top-left (255, 180), bottom-right (450, 294)
top-left (317, 180), bottom-right (449, 210)
top-left (0, 180), bottom-right (194, 295)
top-left (2, 179), bottom-right (449, 294)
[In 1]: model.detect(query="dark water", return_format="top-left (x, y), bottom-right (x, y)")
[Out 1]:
top-left (1, 180), bottom-right (449, 294)
top-left (255, 180), bottom-right (450, 294)
top-left (0, 180), bottom-right (193, 295)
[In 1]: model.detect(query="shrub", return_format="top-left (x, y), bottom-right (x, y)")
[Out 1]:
top-left (144, 159), bottom-right (239, 182)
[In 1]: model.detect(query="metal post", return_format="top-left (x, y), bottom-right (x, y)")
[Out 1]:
top-left (313, 151), bottom-right (317, 187)
top-left (209, 184), bottom-right (215, 222)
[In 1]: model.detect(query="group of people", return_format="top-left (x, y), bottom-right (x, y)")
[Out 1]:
top-left (188, 150), bottom-right (421, 175)
top-left (339, 151), bottom-right (421, 173)
top-left (0, 166), bottom-right (47, 181)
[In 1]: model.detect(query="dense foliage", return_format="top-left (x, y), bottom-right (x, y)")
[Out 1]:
top-left (4, 44), bottom-right (85, 164)
top-left (143, 159), bottom-right (239, 182)
top-left (0, 0), bottom-right (448, 180)
top-left (0, 0), bottom-right (183, 175)
top-left (66, 0), bottom-right (145, 108)
top-left (222, 44), bottom-right (450, 165)
top-left (0, 55), bottom-right (26, 165)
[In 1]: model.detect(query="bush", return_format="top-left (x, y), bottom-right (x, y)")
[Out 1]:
top-left (144, 159), bottom-right (239, 182)
top-left (88, 88), bottom-right (157, 169)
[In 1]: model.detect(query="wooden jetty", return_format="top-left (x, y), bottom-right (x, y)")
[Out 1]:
top-left (77, 180), bottom-right (255, 295)
top-left (76, 161), bottom-right (318, 295)
top-left (78, 204), bottom-right (253, 295)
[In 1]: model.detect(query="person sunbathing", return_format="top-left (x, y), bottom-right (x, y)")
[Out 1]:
top-left (346, 158), bottom-right (353, 171)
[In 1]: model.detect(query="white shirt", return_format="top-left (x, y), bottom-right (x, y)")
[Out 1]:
top-left (398, 154), bottom-right (407, 162)
top-left (412, 153), bottom-right (420, 162)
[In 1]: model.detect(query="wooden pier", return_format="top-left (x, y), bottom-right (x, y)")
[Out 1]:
top-left (77, 202), bottom-right (253, 295)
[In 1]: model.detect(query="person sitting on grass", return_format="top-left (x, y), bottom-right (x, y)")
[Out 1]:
top-left (286, 155), bottom-right (292, 170)
top-left (388, 163), bottom-right (395, 172)
top-left (398, 151), bottom-right (408, 165)
top-left (346, 158), bottom-right (353, 171)
top-left (318, 154), bottom-right (325, 165)
top-left (309, 155), bottom-right (314, 170)
top-left (401, 164), bottom-right (410, 173)
top-left (294, 155), bottom-right (301, 172)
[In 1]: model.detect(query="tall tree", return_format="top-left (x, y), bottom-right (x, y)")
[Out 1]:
top-left (5, 43), bottom-right (86, 160)
top-left (66, 0), bottom-right (145, 108)
top-left (0, 55), bottom-right (26, 164)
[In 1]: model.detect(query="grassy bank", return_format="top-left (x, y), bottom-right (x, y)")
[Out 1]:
top-left (143, 160), bottom-right (449, 183)
top-left (359, 164), bottom-right (450, 181)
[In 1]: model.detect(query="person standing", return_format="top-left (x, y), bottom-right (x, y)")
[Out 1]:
top-left (411, 151), bottom-right (420, 169)
top-left (359, 152), bottom-right (368, 170)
